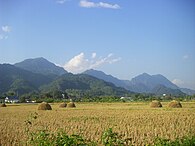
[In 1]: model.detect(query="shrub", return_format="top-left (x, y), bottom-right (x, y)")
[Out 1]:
top-left (28, 129), bottom-right (96, 146)
top-left (101, 128), bottom-right (124, 146)
top-left (153, 136), bottom-right (195, 146)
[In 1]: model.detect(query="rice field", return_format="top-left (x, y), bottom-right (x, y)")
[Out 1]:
top-left (0, 101), bottom-right (195, 145)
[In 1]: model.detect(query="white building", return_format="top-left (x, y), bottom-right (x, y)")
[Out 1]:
top-left (5, 96), bottom-right (19, 103)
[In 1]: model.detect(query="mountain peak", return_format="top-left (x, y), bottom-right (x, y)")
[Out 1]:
top-left (84, 69), bottom-right (105, 75)
top-left (131, 73), bottom-right (179, 91)
top-left (21, 57), bottom-right (47, 62)
top-left (14, 57), bottom-right (67, 76)
top-left (142, 73), bottom-right (150, 76)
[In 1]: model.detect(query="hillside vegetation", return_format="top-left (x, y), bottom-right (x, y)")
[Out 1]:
top-left (0, 64), bottom-right (130, 98)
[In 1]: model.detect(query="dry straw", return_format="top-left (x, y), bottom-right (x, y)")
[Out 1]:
top-left (38, 102), bottom-right (52, 110)
top-left (150, 100), bottom-right (162, 108)
top-left (67, 102), bottom-right (76, 108)
top-left (0, 103), bottom-right (7, 107)
top-left (168, 100), bottom-right (182, 108)
top-left (59, 102), bottom-right (67, 108)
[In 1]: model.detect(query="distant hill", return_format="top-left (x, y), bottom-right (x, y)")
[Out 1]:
top-left (129, 73), bottom-right (179, 92)
top-left (41, 73), bottom-right (130, 97)
top-left (83, 69), bottom-right (129, 89)
top-left (180, 88), bottom-right (195, 95)
top-left (14, 57), bottom-right (67, 76)
top-left (151, 84), bottom-right (185, 96)
top-left (83, 70), bottom-right (185, 96)
top-left (0, 64), bottom-right (55, 95)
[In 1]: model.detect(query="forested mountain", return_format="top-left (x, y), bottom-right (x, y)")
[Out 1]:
top-left (14, 57), bottom-right (67, 75)
top-left (0, 64), bottom-right (130, 97)
top-left (41, 73), bottom-right (130, 97)
top-left (151, 85), bottom-right (185, 96)
top-left (0, 64), bottom-right (55, 95)
top-left (0, 58), bottom-right (192, 97)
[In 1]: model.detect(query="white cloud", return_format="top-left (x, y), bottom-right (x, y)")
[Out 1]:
top-left (0, 34), bottom-right (8, 40)
top-left (56, 0), bottom-right (70, 4)
top-left (183, 55), bottom-right (189, 60)
top-left (172, 79), bottom-right (184, 86)
top-left (2, 26), bottom-right (11, 33)
top-left (64, 52), bottom-right (121, 73)
top-left (108, 57), bottom-right (121, 63)
top-left (79, 0), bottom-right (120, 9)
top-left (98, 2), bottom-right (120, 9)
top-left (80, 0), bottom-right (95, 8)
top-left (0, 25), bottom-right (11, 41)
top-left (91, 52), bottom-right (96, 58)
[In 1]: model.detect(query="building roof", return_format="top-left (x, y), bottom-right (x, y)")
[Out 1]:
top-left (6, 96), bottom-right (19, 100)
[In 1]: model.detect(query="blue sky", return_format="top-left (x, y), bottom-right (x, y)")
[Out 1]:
top-left (0, 0), bottom-right (195, 89)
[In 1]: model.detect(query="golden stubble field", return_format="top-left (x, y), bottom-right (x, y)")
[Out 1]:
top-left (0, 102), bottom-right (195, 145)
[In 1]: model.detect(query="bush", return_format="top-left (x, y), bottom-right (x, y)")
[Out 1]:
top-left (28, 130), bottom-right (96, 146)
top-left (153, 136), bottom-right (195, 146)
top-left (101, 128), bottom-right (124, 146)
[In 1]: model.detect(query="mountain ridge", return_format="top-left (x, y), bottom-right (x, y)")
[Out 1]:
top-left (0, 63), bottom-right (130, 97)
top-left (1, 57), bottom-right (194, 97)
top-left (14, 57), bottom-right (67, 76)
top-left (83, 69), bottom-right (189, 96)
top-left (83, 69), bottom-right (129, 89)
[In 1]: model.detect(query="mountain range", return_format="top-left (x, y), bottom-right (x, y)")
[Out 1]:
top-left (83, 69), bottom-right (195, 96)
top-left (0, 57), bottom-right (194, 97)
top-left (0, 58), bottom-right (129, 97)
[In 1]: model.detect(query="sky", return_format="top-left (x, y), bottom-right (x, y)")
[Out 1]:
top-left (0, 0), bottom-right (195, 90)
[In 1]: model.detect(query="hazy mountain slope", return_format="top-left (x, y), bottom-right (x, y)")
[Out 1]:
top-left (83, 70), bottom-right (185, 95)
top-left (180, 88), bottom-right (195, 95)
top-left (130, 73), bottom-right (178, 90)
top-left (14, 57), bottom-right (67, 75)
top-left (83, 69), bottom-right (129, 89)
top-left (151, 84), bottom-right (185, 96)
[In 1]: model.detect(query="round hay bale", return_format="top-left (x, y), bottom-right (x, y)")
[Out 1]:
top-left (168, 100), bottom-right (182, 108)
top-left (38, 102), bottom-right (52, 110)
top-left (150, 100), bottom-right (162, 108)
top-left (59, 102), bottom-right (67, 108)
top-left (0, 103), bottom-right (6, 107)
top-left (67, 102), bottom-right (76, 108)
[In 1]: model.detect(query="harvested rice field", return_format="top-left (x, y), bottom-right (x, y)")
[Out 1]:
top-left (0, 102), bottom-right (195, 145)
